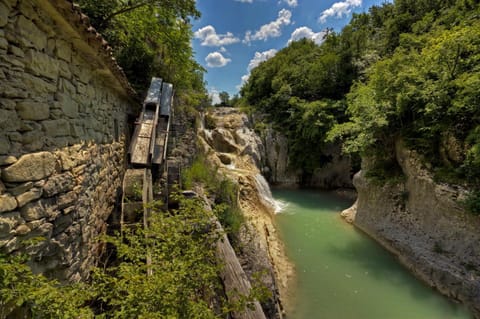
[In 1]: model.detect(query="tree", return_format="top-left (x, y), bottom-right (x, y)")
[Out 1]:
top-left (77, 0), bottom-right (206, 95)
top-left (219, 91), bottom-right (230, 106)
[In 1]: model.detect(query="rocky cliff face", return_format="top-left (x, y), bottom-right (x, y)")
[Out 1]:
top-left (261, 126), bottom-right (353, 188)
top-left (342, 141), bottom-right (480, 318)
top-left (199, 108), bottom-right (293, 318)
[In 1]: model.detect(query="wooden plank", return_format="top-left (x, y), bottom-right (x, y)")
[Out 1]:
top-left (130, 109), bottom-right (156, 165)
top-left (152, 117), bottom-right (169, 165)
top-left (131, 136), bottom-right (151, 165)
top-left (215, 222), bottom-right (267, 319)
top-left (142, 169), bottom-right (153, 276)
top-left (138, 122), bottom-right (153, 137)
top-left (121, 169), bottom-right (145, 229)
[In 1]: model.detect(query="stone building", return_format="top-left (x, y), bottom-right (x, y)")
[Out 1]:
top-left (0, 0), bottom-right (137, 281)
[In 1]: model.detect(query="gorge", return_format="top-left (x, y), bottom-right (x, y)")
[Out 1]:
top-left (1, 0), bottom-right (479, 318)
top-left (200, 107), bottom-right (478, 319)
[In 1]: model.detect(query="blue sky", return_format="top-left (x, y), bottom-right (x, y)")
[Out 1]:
top-left (191, 0), bottom-right (392, 103)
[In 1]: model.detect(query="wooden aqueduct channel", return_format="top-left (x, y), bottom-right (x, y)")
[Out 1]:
top-left (120, 78), bottom-right (267, 319)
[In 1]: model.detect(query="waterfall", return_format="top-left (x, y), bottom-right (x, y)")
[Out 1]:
top-left (254, 174), bottom-right (287, 213)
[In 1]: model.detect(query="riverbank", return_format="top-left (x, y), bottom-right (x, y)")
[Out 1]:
top-left (341, 147), bottom-right (480, 319)
top-left (274, 188), bottom-right (472, 319)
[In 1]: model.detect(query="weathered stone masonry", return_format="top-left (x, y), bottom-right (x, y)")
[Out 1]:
top-left (0, 0), bottom-right (137, 281)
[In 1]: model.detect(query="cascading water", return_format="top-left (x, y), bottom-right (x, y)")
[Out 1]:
top-left (254, 174), bottom-right (287, 213)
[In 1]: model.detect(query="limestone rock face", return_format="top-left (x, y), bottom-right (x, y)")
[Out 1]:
top-left (262, 127), bottom-right (352, 188)
top-left (262, 128), bottom-right (299, 185)
top-left (211, 128), bottom-right (239, 153)
top-left (198, 108), bottom-right (290, 318)
top-left (2, 152), bottom-right (56, 182)
top-left (344, 141), bottom-right (480, 318)
top-left (236, 127), bottom-right (264, 168)
top-left (20, 200), bottom-right (47, 222)
top-left (16, 187), bottom-right (42, 207)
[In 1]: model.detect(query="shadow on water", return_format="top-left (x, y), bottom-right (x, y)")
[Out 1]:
top-left (273, 188), bottom-right (473, 319)
top-left (273, 188), bottom-right (354, 211)
top-left (326, 227), bottom-right (472, 317)
top-left (327, 230), bottom-right (429, 298)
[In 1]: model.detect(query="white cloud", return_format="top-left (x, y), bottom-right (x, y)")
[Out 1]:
top-left (194, 25), bottom-right (240, 47)
top-left (247, 49), bottom-right (278, 71)
top-left (281, 0), bottom-right (298, 7)
top-left (318, 0), bottom-right (362, 24)
top-left (205, 51), bottom-right (231, 68)
top-left (219, 46), bottom-right (227, 53)
top-left (209, 89), bottom-right (221, 105)
top-left (237, 49), bottom-right (278, 90)
top-left (238, 74), bottom-right (251, 89)
top-left (244, 9), bottom-right (292, 43)
top-left (235, 0), bottom-right (253, 2)
top-left (288, 27), bottom-right (327, 45)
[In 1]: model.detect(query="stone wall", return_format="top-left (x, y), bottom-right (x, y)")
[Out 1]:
top-left (0, 0), bottom-right (136, 281)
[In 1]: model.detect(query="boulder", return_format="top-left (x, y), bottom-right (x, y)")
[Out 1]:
top-left (0, 3), bottom-right (8, 27)
top-left (2, 152), bottom-right (56, 182)
top-left (211, 129), bottom-right (238, 153)
top-left (0, 211), bottom-right (23, 237)
top-left (43, 172), bottom-right (75, 197)
top-left (20, 200), bottom-right (46, 221)
top-left (16, 101), bottom-right (50, 120)
top-left (16, 188), bottom-right (42, 207)
top-left (0, 194), bottom-right (17, 213)
top-left (8, 181), bottom-right (33, 196)
top-left (0, 156), bottom-right (17, 166)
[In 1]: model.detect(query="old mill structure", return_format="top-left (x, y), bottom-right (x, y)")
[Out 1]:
top-left (0, 0), bottom-right (137, 281)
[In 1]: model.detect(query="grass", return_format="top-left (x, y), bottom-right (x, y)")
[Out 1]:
top-left (182, 155), bottom-right (245, 240)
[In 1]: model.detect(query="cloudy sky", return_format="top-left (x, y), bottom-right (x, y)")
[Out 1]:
top-left (191, 0), bottom-right (392, 103)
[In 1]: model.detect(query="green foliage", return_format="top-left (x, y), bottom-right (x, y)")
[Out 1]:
top-left (464, 190), bottom-right (480, 216)
top-left (327, 2), bottom-right (480, 186)
top-left (182, 156), bottom-right (244, 240)
top-left (182, 155), bottom-right (217, 190)
top-left (218, 91), bottom-right (230, 106)
top-left (0, 197), bottom-right (221, 318)
top-left (77, 0), bottom-right (208, 103)
top-left (92, 197), bottom-right (220, 318)
top-left (0, 193), bottom-right (267, 317)
top-left (0, 254), bottom-right (93, 318)
top-left (213, 179), bottom-right (244, 241)
top-left (241, 38), bottom-right (352, 172)
top-left (241, 0), bottom-right (480, 190)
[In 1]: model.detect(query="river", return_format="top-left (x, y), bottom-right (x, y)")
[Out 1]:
top-left (272, 188), bottom-right (472, 319)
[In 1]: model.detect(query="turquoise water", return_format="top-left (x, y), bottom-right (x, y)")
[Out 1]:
top-left (273, 189), bottom-right (472, 319)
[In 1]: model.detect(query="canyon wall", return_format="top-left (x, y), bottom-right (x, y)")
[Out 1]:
top-left (199, 108), bottom-right (292, 318)
top-left (0, 0), bottom-right (136, 281)
top-left (261, 126), bottom-right (353, 188)
top-left (343, 141), bottom-right (480, 317)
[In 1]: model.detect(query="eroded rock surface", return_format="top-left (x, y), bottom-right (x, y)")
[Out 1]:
top-left (342, 141), bottom-right (480, 318)
top-left (199, 108), bottom-right (292, 319)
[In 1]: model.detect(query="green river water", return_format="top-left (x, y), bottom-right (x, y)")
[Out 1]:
top-left (272, 188), bottom-right (473, 319)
